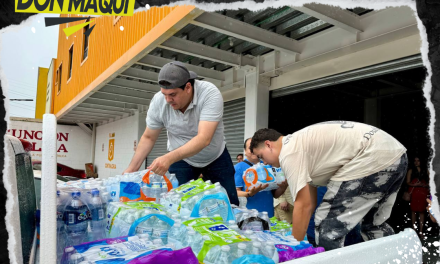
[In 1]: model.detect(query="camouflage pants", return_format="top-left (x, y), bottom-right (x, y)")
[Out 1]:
top-left (315, 153), bottom-right (408, 251)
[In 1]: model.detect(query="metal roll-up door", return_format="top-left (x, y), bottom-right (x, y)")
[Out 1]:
top-left (146, 129), bottom-right (168, 167)
top-left (272, 54), bottom-right (423, 98)
top-left (223, 98), bottom-right (245, 165)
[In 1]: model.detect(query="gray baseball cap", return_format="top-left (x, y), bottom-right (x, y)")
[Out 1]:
top-left (189, 71), bottom-right (198, 79)
top-left (158, 61), bottom-right (190, 89)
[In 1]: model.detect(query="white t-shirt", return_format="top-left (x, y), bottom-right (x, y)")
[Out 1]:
top-left (279, 121), bottom-right (406, 202)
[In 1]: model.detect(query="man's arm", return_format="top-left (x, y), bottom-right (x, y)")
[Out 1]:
top-left (123, 127), bottom-right (162, 174)
top-left (237, 184), bottom-right (269, 197)
top-left (148, 120), bottom-right (218, 175)
top-left (272, 180), bottom-right (288, 199)
top-left (291, 184), bottom-right (315, 241)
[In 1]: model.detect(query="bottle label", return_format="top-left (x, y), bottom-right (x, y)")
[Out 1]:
top-left (152, 182), bottom-right (161, 189)
top-left (152, 229), bottom-right (168, 239)
top-left (64, 208), bottom-right (90, 225)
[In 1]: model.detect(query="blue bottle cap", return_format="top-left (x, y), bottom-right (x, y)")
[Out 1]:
top-left (72, 191), bottom-right (81, 197)
top-left (91, 189), bottom-right (100, 196)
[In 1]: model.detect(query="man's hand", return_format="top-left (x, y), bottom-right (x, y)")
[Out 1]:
top-left (280, 201), bottom-right (289, 211)
top-left (249, 183), bottom-right (269, 196)
top-left (277, 180), bottom-right (288, 191)
top-left (148, 155), bottom-right (172, 176)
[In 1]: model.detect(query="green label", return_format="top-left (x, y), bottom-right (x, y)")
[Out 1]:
top-left (191, 223), bottom-right (250, 262)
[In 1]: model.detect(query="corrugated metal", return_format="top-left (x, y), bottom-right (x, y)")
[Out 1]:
top-left (272, 55), bottom-right (423, 98)
top-left (224, 98), bottom-right (245, 166)
top-left (146, 98), bottom-right (245, 167)
top-left (146, 129), bottom-right (168, 167)
top-left (53, 7), bottom-right (178, 114)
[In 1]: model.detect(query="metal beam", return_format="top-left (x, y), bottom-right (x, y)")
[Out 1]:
top-left (76, 123), bottom-right (92, 136)
top-left (70, 110), bottom-right (119, 118)
top-left (107, 78), bottom-right (160, 93)
top-left (65, 114), bottom-right (109, 121)
top-left (62, 116), bottom-right (109, 123)
top-left (76, 103), bottom-right (133, 114)
top-left (83, 98), bottom-right (140, 109)
top-left (190, 12), bottom-right (301, 55)
top-left (90, 91), bottom-right (150, 105)
top-left (136, 55), bottom-right (225, 81)
top-left (158, 36), bottom-right (256, 67)
top-left (294, 3), bottom-right (363, 34)
top-left (120, 67), bottom-right (158, 83)
top-left (99, 86), bottom-right (155, 99)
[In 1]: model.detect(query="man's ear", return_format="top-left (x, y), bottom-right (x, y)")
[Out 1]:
top-left (265, 140), bottom-right (271, 149)
top-left (185, 82), bottom-right (192, 93)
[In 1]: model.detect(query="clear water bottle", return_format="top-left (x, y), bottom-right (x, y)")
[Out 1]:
top-left (150, 174), bottom-right (162, 200)
top-left (169, 174), bottom-right (179, 189)
top-left (69, 253), bottom-right (84, 264)
top-left (90, 189), bottom-right (106, 241)
top-left (136, 209), bottom-right (155, 237)
top-left (236, 243), bottom-right (247, 258)
top-left (261, 211), bottom-right (271, 225)
top-left (56, 191), bottom-right (65, 262)
top-left (64, 192), bottom-right (89, 246)
top-left (213, 245), bottom-right (232, 264)
top-left (264, 241), bottom-right (278, 263)
top-left (251, 241), bottom-right (263, 255)
top-left (151, 212), bottom-right (170, 244)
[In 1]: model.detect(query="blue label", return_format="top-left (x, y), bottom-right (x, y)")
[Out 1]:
top-left (208, 224), bottom-right (228, 232)
top-left (182, 186), bottom-right (196, 194)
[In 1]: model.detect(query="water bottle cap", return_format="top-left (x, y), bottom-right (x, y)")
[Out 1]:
top-left (70, 253), bottom-right (82, 260)
top-left (228, 220), bottom-right (235, 224)
top-left (205, 180), bottom-right (212, 184)
top-left (138, 234), bottom-right (149, 239)
top-left (214, 182), bottom-right (221, 187)
top-left (64, 247), bottom-right (75, 253)
top-left (214, 214), bottom-right (220, 217)
top-left (221, 245), bottom-right (230, 251)
top-left (244, 230), bottom-right (253, 236)
top-left (203, 191), bottom-right (210, 195)
top-left (71, 191), bottom-right (81, 197)
top-left (266, 241), bottom-right (275, 246)
top-left (262, 211), bottom-right (268, 215)
top-left (57, 190), bottom-right (60, 196)
top-left (91, 189), bottom-right (100, 196)
top-left (238, 243), bottom-right (247, 249)
top-left (253, 241), bottom-right (261, 247)
top-left (153, 239), bottom-right (163, 245)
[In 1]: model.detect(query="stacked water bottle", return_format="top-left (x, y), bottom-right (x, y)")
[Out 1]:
top-left (159, 178), bottom-right (230, 219)
top-left (56, 184), bottom-right (110, 263)
top-left (243, 163), bottom-right (286, 191)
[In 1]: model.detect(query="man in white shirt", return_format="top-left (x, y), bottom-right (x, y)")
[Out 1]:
top-left (123, 61), bottom-right (239, 205)
top-left (250, 121), bottom-right (408, 250)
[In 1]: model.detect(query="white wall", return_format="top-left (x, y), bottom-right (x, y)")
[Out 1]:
top-left (94, 112), bottom-right (146, 179)
top-left (7, 119), bottom-right (92, 169)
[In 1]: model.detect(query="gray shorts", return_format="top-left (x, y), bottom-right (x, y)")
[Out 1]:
top-left (315, 153), bottom-right (408, 251)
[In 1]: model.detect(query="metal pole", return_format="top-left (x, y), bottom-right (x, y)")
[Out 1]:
top-left (91, 123), bottom-right (97, 171)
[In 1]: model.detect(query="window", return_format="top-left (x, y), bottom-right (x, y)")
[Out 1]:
top-left (82, 23), bottom-right (90, 61)
top-left (57, 63), bottom-right (62, 94)
top-left (68, 44), bottom-right (73, 80)
top-left (57, 166), bottom-right (62, 173)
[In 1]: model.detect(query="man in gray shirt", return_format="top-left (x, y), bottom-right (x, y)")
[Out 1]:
top-left (123, 61), bottom-right (239, 205)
